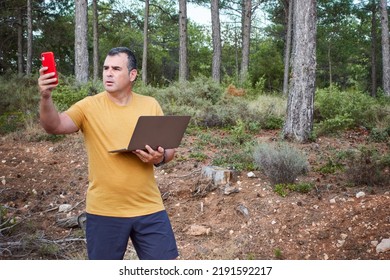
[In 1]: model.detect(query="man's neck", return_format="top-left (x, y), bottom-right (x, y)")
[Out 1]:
top-left (107, 91), bottom-right (133, 106)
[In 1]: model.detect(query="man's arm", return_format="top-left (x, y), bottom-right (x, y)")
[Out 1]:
top-left (38, 67), bottom-right (79, 135)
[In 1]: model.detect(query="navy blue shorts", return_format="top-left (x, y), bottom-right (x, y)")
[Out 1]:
top-left (86, 210), bottom-right (178, 260)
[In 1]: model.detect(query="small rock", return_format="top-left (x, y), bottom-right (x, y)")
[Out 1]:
top-left (340, 233), bottom-right (348, 240)
top-left (185, 224), bottom-right (211, 236)
top-left (376, 238), bottom-right (390, 253)
top-left (329, 198), bottom-right (336, 204)
top-left (236, 204), bottom-right (249, 217)
top-left (356, 191), bottom-right (365, 198)
top-left (58, 204), bottom-right (72, 213)
top-left (247, 172), bottom-right (256, 178)
top-left (222, 184), bottom-right (240, 195)
top-left (336, 239), bottom-right (345, 247)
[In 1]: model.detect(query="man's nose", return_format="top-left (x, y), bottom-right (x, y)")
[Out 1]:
top-left (106, 68), bottom-right (113, 76)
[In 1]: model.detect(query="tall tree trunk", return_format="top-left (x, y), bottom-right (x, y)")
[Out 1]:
top-left (240, 0), bottom-right (251, 84)
top-left (178, 0), bottom-right (188, 82)
top-left (92, 0), bottom-right (99, 82)
top-left (26, 0), bottom-right (33, 76)
top-left (75, 0), bottom-right (89, 84)
top-left (380, 0), bottom-right (390, 96)
top-left (283, 0), bottom-right (317, 143)
top-left (370, 1), bottom-right (377, 97)
top-left (328, 44), bottom-right (332, 87)
top-left (211, 0), bottom-right (221, 84)
top-left (283, 0), bottom-right (293, 96)
top-left (142, 0), bottom-right (149, 85)
top-left (17, 8), bottom-right (23, 76)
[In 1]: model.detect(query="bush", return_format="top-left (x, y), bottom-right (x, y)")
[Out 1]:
top-left (213, 144), bottom-right (256, 171)
top-left (345, 146), bottom-right (390, 186)
top-left (315, 88), bottom-right (383, 135)
top-left (274, 182), bottom-right (314, 197)
top-left (253, 142), bottom-right (309, 185)
top-left (52, 80), bottom-right (103, 111)
top-left (0, 75), bottom-right (40, 134)
top-left (369, 126), bottom-right (390, 143)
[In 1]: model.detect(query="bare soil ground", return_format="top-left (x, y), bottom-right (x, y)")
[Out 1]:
top-left (0, 127), bottom-right (389, 260)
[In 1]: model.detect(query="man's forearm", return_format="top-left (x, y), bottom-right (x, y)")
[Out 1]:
top-left (39, 96), bottom-right (61, 134)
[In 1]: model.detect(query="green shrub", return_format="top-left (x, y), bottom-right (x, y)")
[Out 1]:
top-left (315, 114), bottom-right (355, 135)
top-left (345, 146), bottom-right (390, 186)
top-left (369, 127), bottom-right (390, 143)
top-left (231, 119), bottom-right (253, 145)
top-left (317, 157), bottom-right (344, 174)
top-left (189, 151), bottom-right (208, 162)
top-left (253, 142), bottom-right (309, 185)
top-left (0, 112), bottom-right (25, 134)
top-left (262, 116), bottom-right (284, 130)
top-left (52, 81), bottom-right (103, 111)
top-left (315, 88), bottom-right (383, 134)
top-left (0, 75), bottom-right (40, 133)
top-left (212, 141), bottom-right (256, 171)
top-left (274, 182), bottom-right (314, 197)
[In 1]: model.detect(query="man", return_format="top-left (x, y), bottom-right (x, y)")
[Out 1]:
top-left (38, 47), bottom-right (179, 260)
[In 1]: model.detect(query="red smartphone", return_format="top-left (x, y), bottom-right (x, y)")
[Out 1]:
top-left (41, 52), bottom-right (58, 85)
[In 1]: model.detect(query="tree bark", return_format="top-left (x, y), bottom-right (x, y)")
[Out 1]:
top-left (142, 0), bottom-right (149, 85)
top-left (211, 0), bottom-right (222, 84)
top-left (179, 0), bottom-right (188, 82)
top-left (92, 0), bottom-right (99, 82)
top-left (75, 0), bottom-right (89, 84)
top-left (380, 0), bottom-right (390, 96)
top-left (283, 0), bottom-right (317, 143)
top-left (26, 0), bottom-right (33, 76)
top-left (17, 8), bottom-right (23, 76)
top-left (240, 0), bottom-right (252, 84)
top-left (370, 0), bottom-right (377, 97)
top-left (283, 0), bottom-right (293, 96)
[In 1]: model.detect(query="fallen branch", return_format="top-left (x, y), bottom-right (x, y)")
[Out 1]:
top-left (0, 188), bottom-right (11, 195)
top-left (70, 199), bottom-right (85, 211)
top-left (172, 168), bottom-right (201, 178)
top-left (41, 237), bottom-right (86, 244)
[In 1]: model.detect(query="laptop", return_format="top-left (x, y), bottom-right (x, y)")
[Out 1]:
top-left (109, 115), bottom-right (191, 153)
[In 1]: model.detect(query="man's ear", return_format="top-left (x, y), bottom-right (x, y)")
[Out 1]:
top-left (129, 69), bottom-right (138, 82)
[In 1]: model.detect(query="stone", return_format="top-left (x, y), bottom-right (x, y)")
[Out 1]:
top-left (185, 224), bottom-right (211, 236)
top-left (356, 191), bottom-right (366, 198)
top-left (236, 204), bottom-right (249, 217)
top-left (201, 166), bottom-right (231, 185)
top-left (376, 238), bottom-right (390, 253)
top-left (58, 204), bottom-right (72, 213)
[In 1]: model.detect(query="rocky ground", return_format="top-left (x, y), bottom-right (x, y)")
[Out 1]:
top-left (0, 127), bottom-right (389, 260)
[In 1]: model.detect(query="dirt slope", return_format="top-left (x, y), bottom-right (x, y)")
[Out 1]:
top-left (0, 128), bottom-right (389, 260)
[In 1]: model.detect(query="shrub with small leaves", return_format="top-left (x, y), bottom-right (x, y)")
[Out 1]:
top-left (369, 127), bottom-right (390, 143)
top-left (274, 183), bottom-right (314, 197)
top-left (253, 142), bottom-right (309, 185)
top-left (345, 146), bottom-right (390, 186)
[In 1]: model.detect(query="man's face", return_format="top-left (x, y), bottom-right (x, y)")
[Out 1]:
top-left (102, 53), bottom-right (137, 93)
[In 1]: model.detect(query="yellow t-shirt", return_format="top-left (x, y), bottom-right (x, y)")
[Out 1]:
top-left (65, 91), bottom-right (165, 217)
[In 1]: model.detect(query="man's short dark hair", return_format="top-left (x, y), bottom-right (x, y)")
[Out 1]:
top-left (107, 47), bottom-right (137, 72)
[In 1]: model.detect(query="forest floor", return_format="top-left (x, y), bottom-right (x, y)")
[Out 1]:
top-left (0, 126), bottom-right (389, 260)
